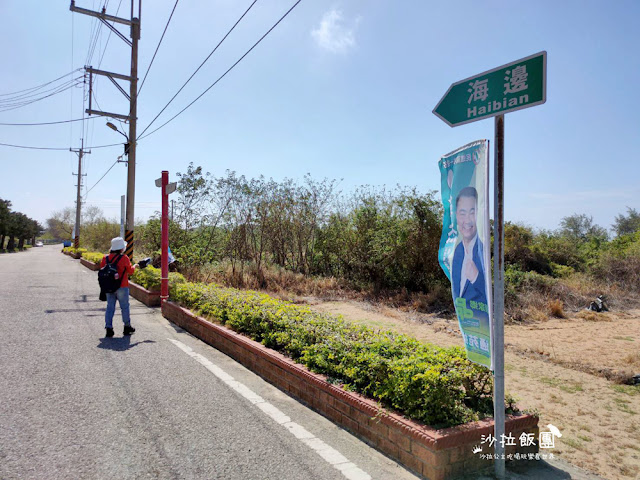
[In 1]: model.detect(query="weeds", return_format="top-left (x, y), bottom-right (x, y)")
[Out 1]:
top-left (611, 385), bottom-right (640, 396)
top-left (613, 398), bottom-right (638, 415)
top-left (561, 437), bottom-right (585, 450)
top-left (539, 376), bottom-right (584, 393)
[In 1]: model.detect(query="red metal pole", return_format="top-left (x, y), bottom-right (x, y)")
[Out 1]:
top-left (161, 170), bottom-right (169, 303)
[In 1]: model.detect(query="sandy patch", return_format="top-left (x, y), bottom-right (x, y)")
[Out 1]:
top-left (306, 299), bottom-right (640, 480)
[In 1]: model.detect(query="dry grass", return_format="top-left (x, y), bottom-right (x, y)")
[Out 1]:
top-left (575, 310), bottom-right (614, 322)
top-left (182, 261), bottom-right (350, 299)
top-left (623, 352), bottom-right (640, 368)
top-left (177, 260), bottom-right (640, 323)
top-left (548, 299), bottom-right (565, 318)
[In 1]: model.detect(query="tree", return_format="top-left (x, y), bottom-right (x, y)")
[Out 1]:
top-left (175, 162), bottom-right (213, 230)
top-left (504, 222), bottom-right (552, 275)
top-left (612, 207), bottom-right (640, 237)
top-left (559, 214), bottom-right (608, 242)
top-left (46, 207), bottom-right (75, 241)
top-left (0, 198), bottom-right (12, 249)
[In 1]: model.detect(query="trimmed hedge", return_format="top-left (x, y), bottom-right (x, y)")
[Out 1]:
top-left (131, 265), bottom-right (186, 292)
top-left (62, 247), bottom-right (87, 255)
top-left (172, 282), bottom-right (500, 428)
top-left (82, 251), bottom-right (104, 264)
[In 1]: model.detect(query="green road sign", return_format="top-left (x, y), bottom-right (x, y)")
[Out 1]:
top-left (433, 51), bottom-right (546, 127)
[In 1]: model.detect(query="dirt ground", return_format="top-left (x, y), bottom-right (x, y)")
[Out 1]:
top-left (303, 299), bottom-right (640, 480)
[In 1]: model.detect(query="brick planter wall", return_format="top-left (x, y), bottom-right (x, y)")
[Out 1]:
top-left (129, 282), bottom-right (161, 307)
top-left (80, 258), bottom-right (100, 271)
top-left (162, 300), bottom-right (538, 479)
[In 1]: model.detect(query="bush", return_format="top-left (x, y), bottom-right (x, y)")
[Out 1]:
top-left (131, 265), bottom-right (186, 292)
top-left (62, 247), bottom-right (87, 255)
top-left (548, 299), bottom-right (565, 318)
top-left (82, 251), bottom-right (104, 264)
top-left (171, 281), bottom-right (502, 428)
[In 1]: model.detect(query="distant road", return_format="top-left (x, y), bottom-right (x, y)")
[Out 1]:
top-left (0, 246), bottom-right (418, 480)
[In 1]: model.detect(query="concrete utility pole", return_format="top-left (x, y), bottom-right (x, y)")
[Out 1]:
top-left (70, 0), bottom-right (141, 260)
top-left (126, 13), bottom-right (140, 260)
top-left (70, 140), bottom-right (90, 249)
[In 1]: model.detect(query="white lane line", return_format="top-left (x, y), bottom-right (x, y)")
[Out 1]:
top-left (168, 338), bottom-right (371, 480)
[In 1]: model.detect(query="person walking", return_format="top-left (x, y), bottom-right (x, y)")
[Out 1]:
top-left (100, 237), bottom-right (139, 338)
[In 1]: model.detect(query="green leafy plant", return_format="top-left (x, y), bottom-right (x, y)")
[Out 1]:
top-left (82, 251), bottom-right (104, 264)
top-left (171, 281), bottom-right (507, 428)
top-left (131, 265), bottom-right (186, 292)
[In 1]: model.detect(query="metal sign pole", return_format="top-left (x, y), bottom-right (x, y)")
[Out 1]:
top-left (493, 114), bottom-right (506, 478)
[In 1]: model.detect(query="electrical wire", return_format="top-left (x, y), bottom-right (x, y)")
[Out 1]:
top-left (0, 141), bottom-right (122, 150)
top-left (138, 0), bottom-right (259, 138)
top-left (96, 0), bottom-right (124, 70)
top-left (84, 158), bottom-right (119, 198)
top-left (137, 0), bottom-right (180, 97)
top-left (85, 1), bottom-right (106, 66)
top-left (138, 0), bottom-right (302, 141)
top-left (0, 69), bottom-right (82, 97)
top-left (0, 117), bottom-right (96, 126)
top-left (0, 77), bottom-right (82, 104)
top-left (0, 79), bottom-right (83, 113)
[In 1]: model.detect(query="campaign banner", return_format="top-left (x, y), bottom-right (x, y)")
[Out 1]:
top-left (438, 140), bottom-right (492, 368)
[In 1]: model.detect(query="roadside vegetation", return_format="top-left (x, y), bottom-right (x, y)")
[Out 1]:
top-left (173, 276), bottom-right (505, 428)
top-left (48, 164), bottom-right (640, 321)
top-left (0, 198), bottom-right (43, 252)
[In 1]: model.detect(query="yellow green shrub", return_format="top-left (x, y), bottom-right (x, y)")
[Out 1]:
top-left (82, 251), bottom-right (104, 264)
top-left (172, 282), bottom-right (501, 428)
top-left (131, 265), bottom-right (186, 292)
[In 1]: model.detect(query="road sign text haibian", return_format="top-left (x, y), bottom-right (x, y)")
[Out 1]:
top-left (433, 51), bottom-right (546, 127)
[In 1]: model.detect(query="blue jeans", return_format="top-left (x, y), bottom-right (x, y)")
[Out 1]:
top-left (105, 287), bottom-right (131, 329)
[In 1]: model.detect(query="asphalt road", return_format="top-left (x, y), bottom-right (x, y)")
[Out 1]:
top-left (0, 246), bottom-right (420, 480)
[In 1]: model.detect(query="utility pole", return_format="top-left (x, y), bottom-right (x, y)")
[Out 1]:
top-left (126, 12), bottom-right (140, 260)
top-left (70, 0), bottom-right (141, 260)
top-left (70, 139), bottom-right (90, 249)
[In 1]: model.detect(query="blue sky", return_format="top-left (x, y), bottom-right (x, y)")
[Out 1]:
top-left (2, 0), bottom-right (639, 233)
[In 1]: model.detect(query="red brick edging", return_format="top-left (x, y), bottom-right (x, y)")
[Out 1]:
top-left (161, 300), bottom-right (538, 479)
top-left (80, 258), bottom-right (100, 271)
top-left (129, 282), bottom-right (161, 307)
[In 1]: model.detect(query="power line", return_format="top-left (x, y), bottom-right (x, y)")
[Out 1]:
top-left (0, 77), bottom-right (82, 105)
top-left (96, 0), bottom-right (124, 69)
top-left (0, 117), bottom-right (96, 126)
top-left (137, 0), bottom-right (180, 97)
top-left (0, 69), bottom-right (82, 97)
top-left (138, 0), bottom-right (259, 138)
top-left (139, 0), bottom-right (303, 141)
top-left (0, 141), bottom-right (122, 151)
top-left (0, 78), bottom-right (83, 113)
top-left (84, 158), bottom-right (120, 198)
top-left (85, 1), bottom-right (106, 66)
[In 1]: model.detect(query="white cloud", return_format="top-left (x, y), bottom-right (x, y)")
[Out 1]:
top-left (311, 9), bottom-right (359, 54)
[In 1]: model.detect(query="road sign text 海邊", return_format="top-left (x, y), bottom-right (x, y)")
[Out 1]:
top-left (433, 51), bottom-right (546, 127)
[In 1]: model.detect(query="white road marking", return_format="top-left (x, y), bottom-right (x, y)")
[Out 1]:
top-left (168, 338), bottom-right (371, 480)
